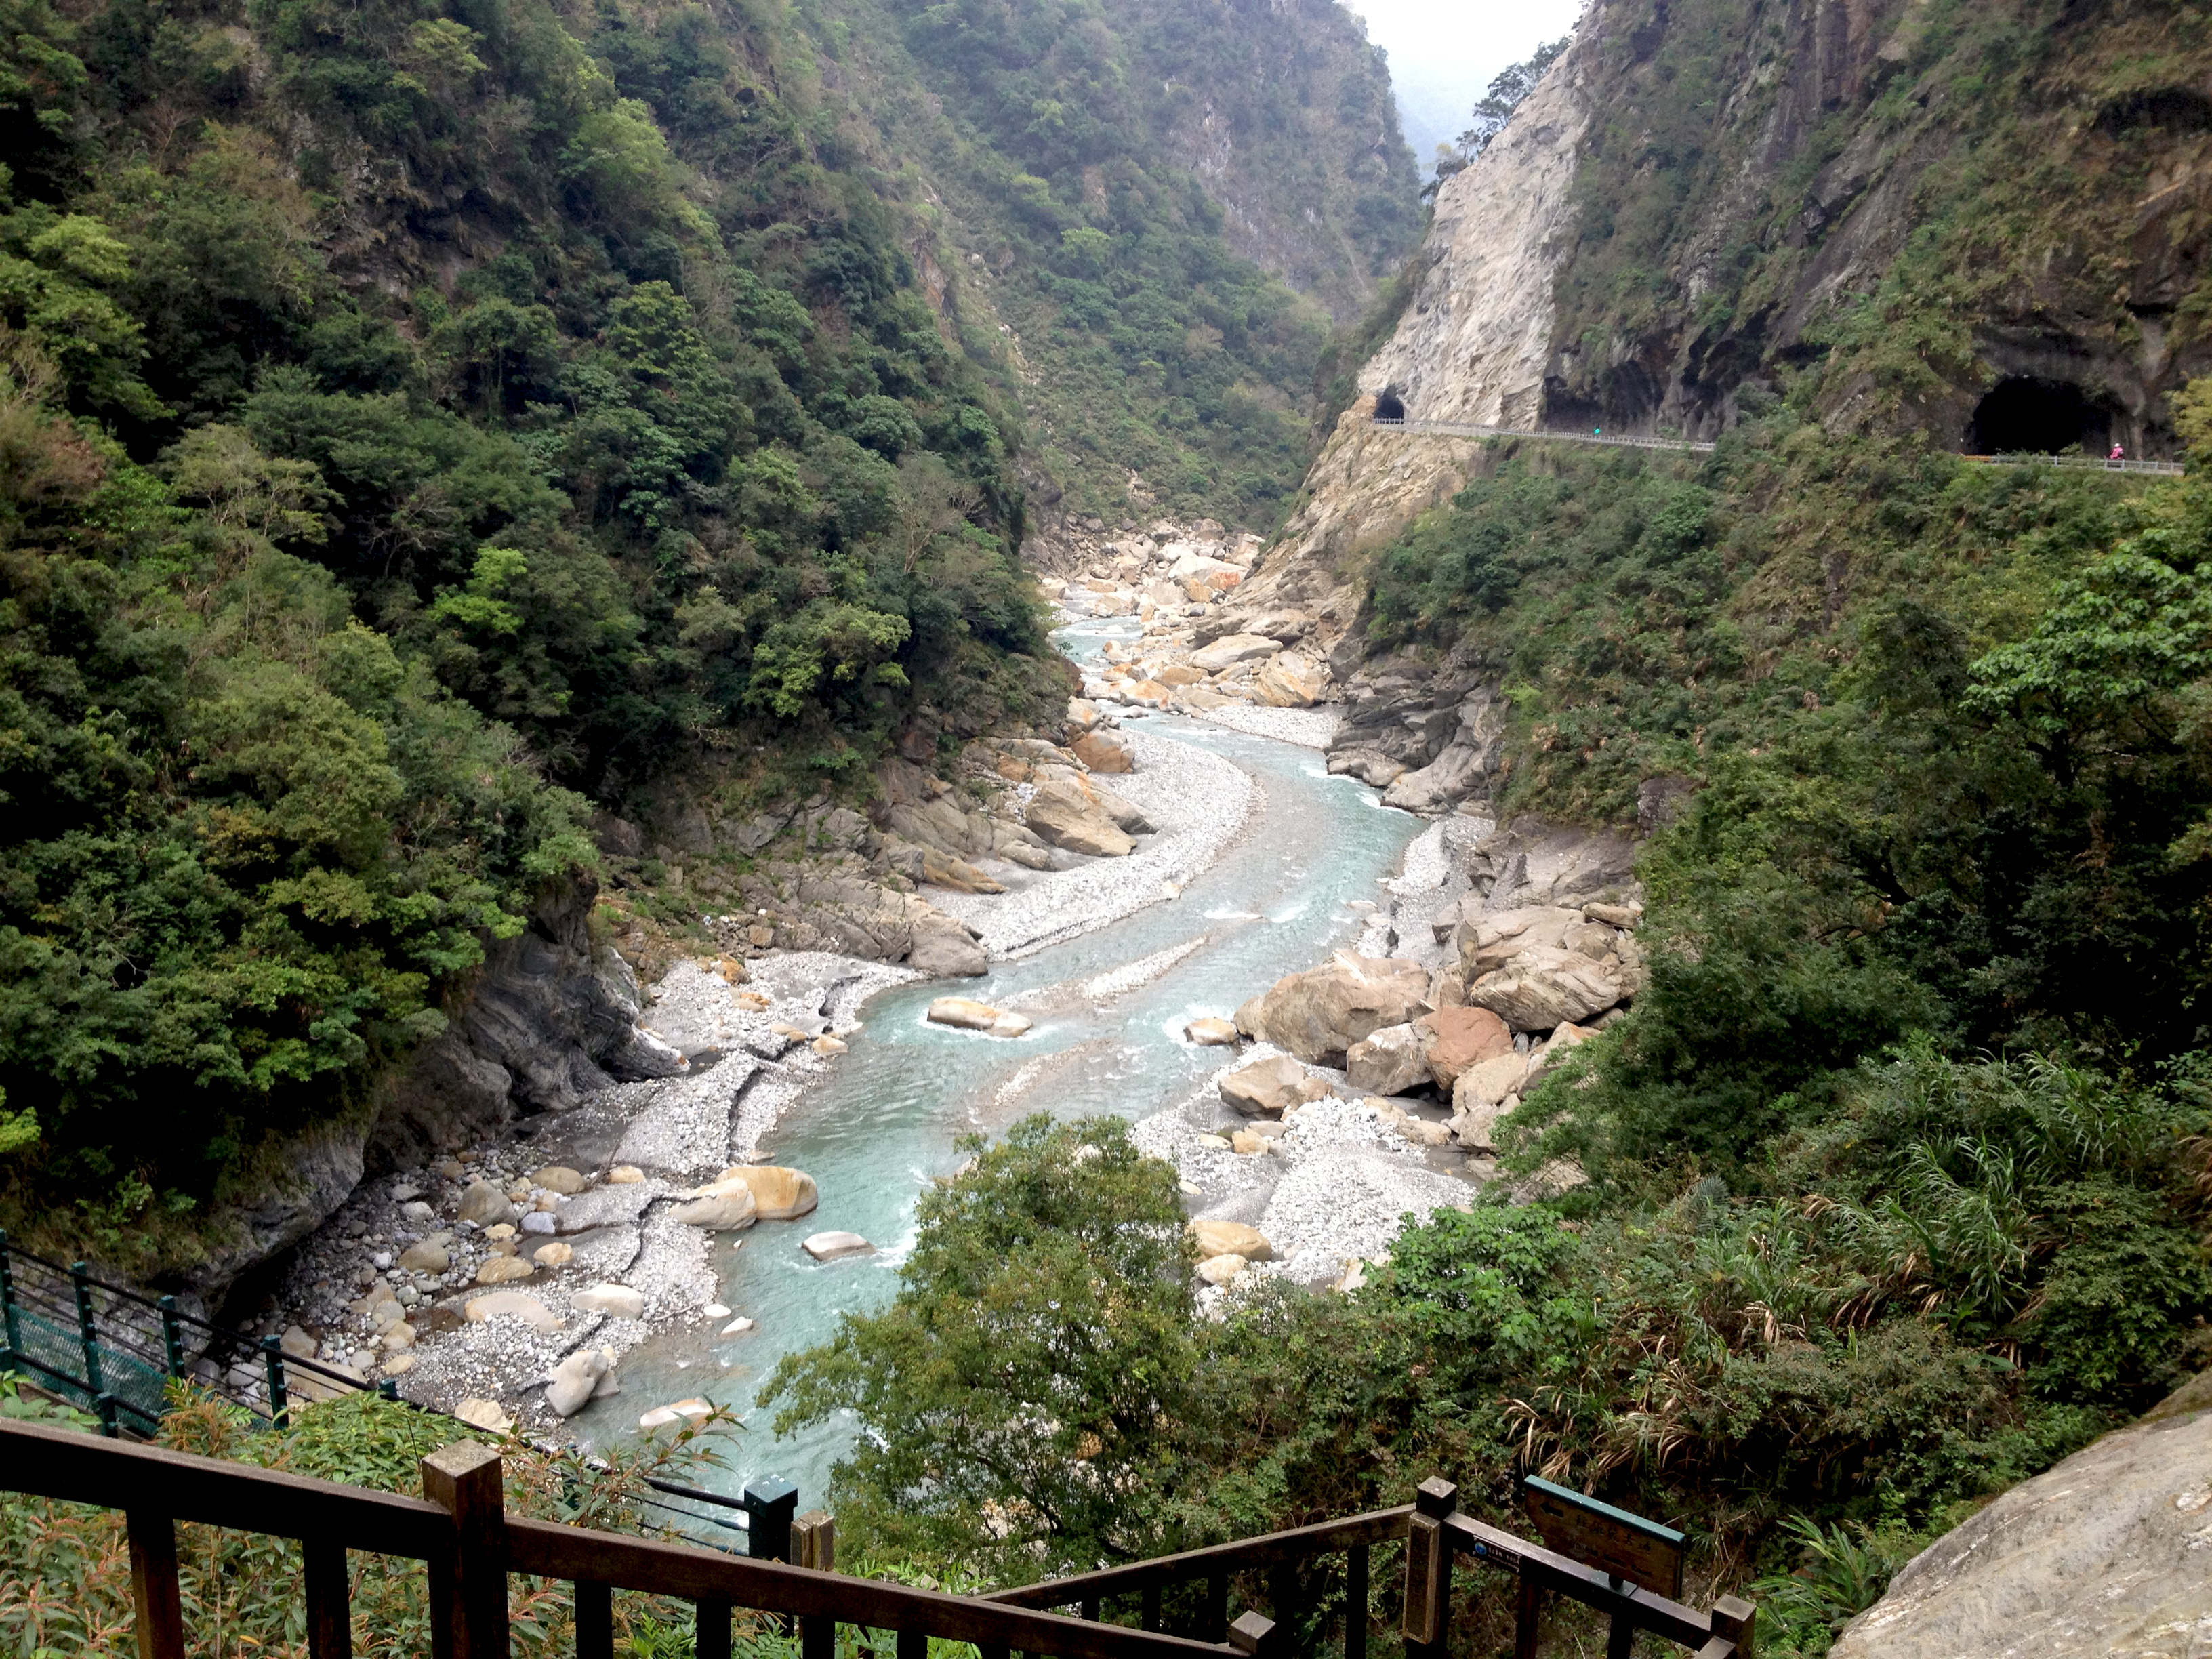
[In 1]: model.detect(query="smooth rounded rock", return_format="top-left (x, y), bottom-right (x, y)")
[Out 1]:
top-left (802, 1231), bottom-right (875, 1261)
top-left (1190, 1219), bottom-right (1274, 1262)
top-left (532, 1241), bottom-right (573, 1267)
top-left (531, 1166), bottom-right (587, 1195)
top-left (638, 1397), bottom-right (714, 1432)
top-left (396, 1241), bottom-right (451, 1274)
top-left (607, 1165), bottom-right (644, 1185)
top-left (474, 1255), bottom-right (535, 1285)
top-left (668, 1187), bottom-right (758, 1230)
top-left (519, 1210), bottom-right (558, 1235)
top-left (570, 1282), bottom-right (647, 1319)
top-left (1184, 1016), bottom-right (1240, 1046)
top-left (456, 1180), bottom-right (518, 1228)
top-left (706, 1166), bottom-right (818, 1221)
top-left (455, 1398), bottom-right (512, 1434)
top-left (1196, 1253), bottom-right (1249, 1286)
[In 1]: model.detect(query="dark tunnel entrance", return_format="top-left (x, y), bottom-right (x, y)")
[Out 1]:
top-left (1374, 390), bottom-right (1406, 422)
top-left (1967, 376), bottom-right (2113, 457)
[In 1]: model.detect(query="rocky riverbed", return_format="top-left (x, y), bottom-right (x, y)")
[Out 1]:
top-left (245, 539), bottom-right (1646, 1455)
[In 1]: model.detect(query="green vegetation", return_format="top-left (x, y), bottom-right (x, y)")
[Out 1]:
top-left (0, 0), bottom-right (1103, 1246)
top-left (1544, 0), bottom-right (2212, 432)
top-left (0, 1385), bottom-right (747, 1654)
top-left (769, 415), bottom-right (2212, 1641)
top-left (812, 0), bottom-right (1420, 527)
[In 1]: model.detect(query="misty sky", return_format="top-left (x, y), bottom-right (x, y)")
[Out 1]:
top-left (1352, 0), bottom-right (1587, 171)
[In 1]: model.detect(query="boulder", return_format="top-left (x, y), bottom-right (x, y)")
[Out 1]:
top-left (1452, 1052), bottom-right (1530, 1111)
top-left (1382, 743), bottom-right (1489, 813)
top-left (803, 1231), bottom-right (876, 1261)
top-left (570, 1282), bottom-right (647, 1319)
top-left (1025, 778), bottom-right (1135, 857)
top-left (1448, 1095), bottom-right (1513, 1153)
top-left (396, 1241), bottom-right (451, 1273)
top-left (812, 1034), bottom-right (848, 1056)
top-left (1345, 1023), bottom-right (1431, 1095)
top-left (1089, 783), bottom-right (1158, 835)
top-left (456, 1180), bottom-right (517, 1228)
top-left (1830, 1370), bottom-right (2212, 1659)
top-left (1448, 904), bottom-right (1586, 975)
top-left (926, 997), bottom-right (1034, 1038)
top-left (638, 1397), bottom-right (714, 1432)
top-left (1524, 1021), bottom-right (1595, 1084)
top-left (1184, 1017), bottom-right (1240, 1046)
top-left (720, 1316), bottom-right (756, 1336)
top-left (1252, 654), bottom-right (1327, 708)
top-left (708, 1165), bottom-right (820, 1221)
top-left (464, 1291), bottom-right (561, 1332)
top-left (1234, 953), bottom-right (1432, 1066)
top-left (608, 1165), bottom-right (644, 1184)
top-left (533, 1241), bottom-right (574, 1267)
top-left (668, 1188), bottom-right (758, 1230)
top-left (1415, 1006), bottom-right (1515, 1088)
top-left (1465, 946), bottom-right (1624, 1031)
top-left (1071, 730), bottom-right (1135, 773)
top-left (532, 1166), bottom-right (587, 1195)
top-left (1219, 1055), bottom-right (1330, 1118)
top-left (279, 1325), bottom-right (316, 1361)
top-left (1195, 1254), bottom-right (1248, 1286)
top-left (545, 1347), bottom-right (611, 1418)
top-left (1189, 1219), bottom-right (1274, 1261)
top-left (1229, 1128), bottom-right (1272, 1155)
top-left (455, 1398), bottom-right (513, 1435)
top-left (1191, 634), bottom-right (1284, 674)
top-left (519, 1211), bottom-right (558, 1235)
top-left (1065, 697), bottom-right (1101, 732)
top-left (474, 1255), bottom-right (535, 1285)
top-left (908, 912), bottom-right (988, 977)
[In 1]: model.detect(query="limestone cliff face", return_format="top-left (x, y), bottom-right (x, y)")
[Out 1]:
top-left (1357, 48), bottom-right (1591, 428)
top-left (1221, 0), bottom-right (2212, 810)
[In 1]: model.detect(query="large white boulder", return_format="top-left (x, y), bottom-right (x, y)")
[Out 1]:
top-left (1235, 952), bottom-right (1432, 1067)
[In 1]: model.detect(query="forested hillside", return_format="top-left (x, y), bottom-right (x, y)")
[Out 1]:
top-left (760, 3), bottom-right (2212, 1652)
top-left (0, 0), bottom-right (1414, 1263)
top-left (813, 0), bottom-right (1420, 530)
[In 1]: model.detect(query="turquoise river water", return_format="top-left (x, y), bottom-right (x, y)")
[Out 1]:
top-left (586, 619), bottom-right (1421, 1512)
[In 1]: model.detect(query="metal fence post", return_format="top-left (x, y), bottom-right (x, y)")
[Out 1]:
top-left (741, 1477), bottom-right (798, 1561)
top-left (95, 1392), bottom-right (119, 1438)
top-left (262, 1334), bottom-right (290, 1428)
top-left (70, 1261), bottom-right (104, 1404)
top-left (157, 1294), bottom-right (184, 1380)
top-left (0, 1230), bottom-right (20, 1371)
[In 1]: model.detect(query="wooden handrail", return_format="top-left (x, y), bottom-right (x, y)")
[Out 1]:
top-left (510, 1519), bottom-right (1243, 1659)
top-left (985, 1506), bottom-right (1415, 1607)
top-left (0, 1414), bottom-right (453, 1558)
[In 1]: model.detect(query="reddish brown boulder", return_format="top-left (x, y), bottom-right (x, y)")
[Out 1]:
top-left (1416, 1006), bottom-right (1513, 1088)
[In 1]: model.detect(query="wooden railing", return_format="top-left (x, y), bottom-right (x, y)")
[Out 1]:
top-left (0, 1417), bottom-right (1279, 1659)
top-left (1, 1420), bottom-right (1755, 1658)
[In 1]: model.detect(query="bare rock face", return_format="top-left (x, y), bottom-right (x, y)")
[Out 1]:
top-left (1416, 1006), bottom-right (1515, 1088)
top-left (1069, 729), bottom-right (1135, 773)
top-left (1830, 1371), bottom-right (2212, 1658)
top-left (1025, 777), bottom-right (1136, 857)
top-left (1465, 945), bottom-right (1624, 1032)
top-left (1219, 1055), bottom-right (1332, 1118)
top-left (1235, 952), bottom-right (1433, 1067)
top-left (1252, 654), bottom-right (1328, 708)
top-left (1345, 1023), bottom-right (1431, 1095)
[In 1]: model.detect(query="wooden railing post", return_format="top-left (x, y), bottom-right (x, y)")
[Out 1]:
top-left (1204, 1570), bottom-right (1227, 1643)
top-left (127, 1509), bottom-right (184, 1659)
top-left (304, 1535), bottom-right (352, 1659)
top-left (422, 1441), bottom-right (508, 1659)
top-left (575, 1580), bottom-right (613, 1659)
top-left (1400, 1479), bottom-right (1456, 1659)
top-left (794, 1509), bottom-right (836, 1572)
top-left (1229, 1611), bottom-right (1281, 1659)
top-left (1709, 1595), bottom-right (1755, 1658)
top-left (1343, 1544), bottom-right (1368, 1659)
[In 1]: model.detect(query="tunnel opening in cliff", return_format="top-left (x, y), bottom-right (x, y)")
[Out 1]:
top-left (1373, 390), bottom-right (1405, 422)
top-left (1967, 377), bottom-right (2113, 457)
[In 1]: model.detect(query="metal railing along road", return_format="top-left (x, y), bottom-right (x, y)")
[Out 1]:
top-left (1368, 415), bottom-right (2189, 475)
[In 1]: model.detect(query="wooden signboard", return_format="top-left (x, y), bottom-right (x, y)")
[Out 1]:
top-left (1520, 1478), bottom-right (1685, 1599)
